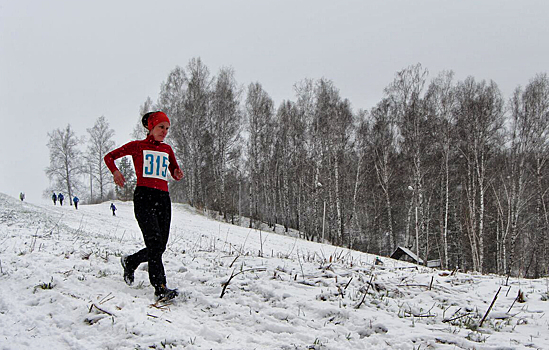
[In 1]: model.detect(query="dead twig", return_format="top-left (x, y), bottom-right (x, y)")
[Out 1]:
top-left (220, 266), bottom-right (267, 298)
top-left (355, 274), bottom-right (375, 309)
top-left (285, 237), bottom-right (298, 258)
top-left (48, 214), bottom-right (64, 236)
top-left (297, 251), bottom-right (305, 280)
top-left (229, 255), bottom-right (239, 268)
top-left (150, 302), bottom-right (171, 310)
top-left (30, 228), bottom-right (39, 252)
top-left (344, 277), bottom-right (353, 290)
top-left (89, 303), bottom-right (114, 317)
top-left (397, 284), bottom-right (431, 288)
top-left (147, 313), bottom-right (172, 323)
top-left (508, 289), bottom-right (525, 313)
top-left (119, 229), bottom-right (126, 243)
top-left (479, 286), bottom-right (501, 327)
top-left (406, 312), bottom-right (436, 318)
top-left (240, 229), bottom-right (253, 254)
top-left (442, 312), bottom-right (474, 323)
top-left (404, 302), bottom-right (437, 318)
top-left (259, 228), bottom-right (263, 257)
top-left (99, 292), bottom-right (114, 305)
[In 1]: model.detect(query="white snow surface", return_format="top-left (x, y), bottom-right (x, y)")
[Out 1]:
top-left (1, 192), bottom-right (548, 350)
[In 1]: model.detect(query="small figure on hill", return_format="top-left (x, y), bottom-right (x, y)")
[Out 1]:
top-left (58, 193), bottom-right (64, 206)
top-left (19, 192), bottom-right (25, 201)
top-left (52, 192), bottom-right (57, 205)
top-left (375, 257), bottom-right (384, 266)
top-left (104, 111), bottom-right (183, 302)
top-left (73, 196), bottom-right (79, 210)
top-left (110, 203), bottom-right (117, 216)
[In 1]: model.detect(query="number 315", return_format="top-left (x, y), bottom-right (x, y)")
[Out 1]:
top-left (144, 154), bottom-right (168, 178)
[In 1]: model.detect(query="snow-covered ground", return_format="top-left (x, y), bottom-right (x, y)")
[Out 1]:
top-left (1, 192), bottom-right (548, 350)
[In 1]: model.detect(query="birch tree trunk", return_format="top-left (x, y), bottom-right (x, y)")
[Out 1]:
top-left (455, 77), bottom-right (504, 273)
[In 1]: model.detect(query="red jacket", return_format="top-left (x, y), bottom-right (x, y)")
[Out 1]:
top-left (104, 135), bottom-right (181, 192)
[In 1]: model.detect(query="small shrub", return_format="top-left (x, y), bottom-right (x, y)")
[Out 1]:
top-left (34, 278), bottom-right (55, 293)
top-left (465, 331), bottom-right (488, 343)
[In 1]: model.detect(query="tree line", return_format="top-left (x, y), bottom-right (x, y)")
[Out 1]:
top-left (46, 57), bottom-right (549, 278)
top-left (45, 115), bottom-right (133, 205)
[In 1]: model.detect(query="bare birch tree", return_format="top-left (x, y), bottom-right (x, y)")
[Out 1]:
top-left (454, 77), bottom-right (505, 273)
top-left (86, 116), bottom-right (115, 202)
top-left (294, 79), bottom-right (317, 240)
top-left (385, 64), bottom-right (429, 258)
top-left (45, 124), bottom-right (82, 206)
top-left (167, 59), bottom-right (211, 208)
top-left (506, 74), bottom-right (549, 277)
top-left (210, 67), bottom-right (243, 218)
top-left (523, 74), bottom-right (549, 277)
top-left (425, 70), bottom-right (457, 269)
top-left (245, 82), bottom-right (274, 227)
top-left (370, 99), bottom-right (399, 254)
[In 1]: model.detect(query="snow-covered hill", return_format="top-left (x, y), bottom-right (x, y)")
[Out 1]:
top-left (1, 193), bottom-right (548, 349)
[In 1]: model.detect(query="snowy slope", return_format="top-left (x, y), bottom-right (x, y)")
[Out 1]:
top-left (1, 192), bottom-right (548, 350)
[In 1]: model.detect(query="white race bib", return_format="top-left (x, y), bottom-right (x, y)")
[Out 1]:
top-left (142, 150), bottom-right (169, 181)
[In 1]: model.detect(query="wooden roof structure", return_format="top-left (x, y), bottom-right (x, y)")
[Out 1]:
top-left (390, 246), bottom-right (424, 265)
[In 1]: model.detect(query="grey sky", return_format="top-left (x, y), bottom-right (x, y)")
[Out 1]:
top-left (1, 0), bottom-right (548, 203)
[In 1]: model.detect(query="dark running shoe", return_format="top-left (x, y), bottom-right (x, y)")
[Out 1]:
top-left (120, 255), bottom-right (134, 285)
top-left (155, 285), bottom-right (179, 301)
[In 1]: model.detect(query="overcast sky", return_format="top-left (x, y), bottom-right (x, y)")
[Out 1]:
top-left (1, 0), bottom-right (548, 204)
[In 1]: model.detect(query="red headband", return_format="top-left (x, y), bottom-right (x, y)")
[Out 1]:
top-left (147, 111), bottom-right (170, 130)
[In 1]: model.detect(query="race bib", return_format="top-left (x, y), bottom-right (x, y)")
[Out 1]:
top-left (142, 150), bottom-right (169, 180)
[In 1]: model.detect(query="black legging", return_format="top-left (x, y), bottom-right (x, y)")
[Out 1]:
top-left (126, 186), bottom-right (172, 289)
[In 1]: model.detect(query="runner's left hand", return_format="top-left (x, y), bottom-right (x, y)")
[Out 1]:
top-left (173, 169), bottom-right (183, 181)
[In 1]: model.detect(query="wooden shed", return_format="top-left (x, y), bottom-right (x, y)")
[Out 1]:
top-left (390, 246), bottom-right (424, 265)
top-left (390, 246), bottom-right (441, 268)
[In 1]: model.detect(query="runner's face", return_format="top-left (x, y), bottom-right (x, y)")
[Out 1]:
top-left (151, 122), bottom-right (169, 141)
